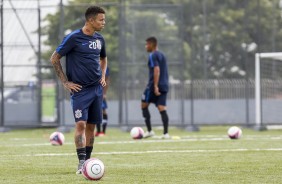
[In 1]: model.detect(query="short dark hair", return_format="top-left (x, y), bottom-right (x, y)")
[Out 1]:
top-left (146, 37), bottom-right (158, 46)
top-left (85, 6), bottom-right (105, 20)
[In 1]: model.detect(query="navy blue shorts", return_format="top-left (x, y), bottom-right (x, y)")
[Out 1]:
top-left (141, 88), bottom-right (167, 106)
top-left (71, 85), bottom-right (103, 124)
top-left (102, 99), bottom-right (108, 110)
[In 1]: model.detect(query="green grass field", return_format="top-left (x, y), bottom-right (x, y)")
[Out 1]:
top-left (0, 126), bottom-right (281, 184)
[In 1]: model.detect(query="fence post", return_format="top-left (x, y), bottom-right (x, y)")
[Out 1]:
top-left (0, 0), bottom-right (9, 132)
top-left (57, 0), bottom-right (70, 133)
top-left (119, 0), bottom-right (130, 131)
top-left (185, 2), bottom-right (199, 132)
top-left (185, 74), bottom-right (199, 131)
top-left (37, 0), bottom-right (42, 125)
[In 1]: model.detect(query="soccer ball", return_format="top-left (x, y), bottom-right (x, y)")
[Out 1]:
top-left (130, 127), bottom-right (144, 139)
top-left (49, 132), bottom-right (65, 146)
top-left (227, 126), bottom-right (242, 139)
top-left (82, 158), bottom-right (105, 180)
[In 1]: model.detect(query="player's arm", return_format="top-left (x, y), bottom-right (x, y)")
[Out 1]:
top-left (103, 75), bottom-right (110, 97)
top-left (153, 66), bottom-right (161, 96)
top-left (100, 57), bottom-right (107, 87)
top-left (50, 51), bottom-right (82, 92)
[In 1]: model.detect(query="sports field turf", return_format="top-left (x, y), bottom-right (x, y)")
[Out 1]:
top-left (0, 126), bottom-right (281, 184)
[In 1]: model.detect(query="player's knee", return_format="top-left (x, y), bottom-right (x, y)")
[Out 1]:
top-left (142, 107), bottom-right (150, 119)
top-left (160, 110), bottom-right (169, 122)
top-left (76, 121), bottom-right (86, 132)
top-left (141, 102), bottom-right (149, 109)
top-left (86, 123), bottom-right (95, 132)
top-left (157, 105), bottom-right (166, 112)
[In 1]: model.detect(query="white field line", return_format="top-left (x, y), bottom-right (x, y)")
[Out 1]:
top-left (2, 136), bottom-right (282, 147)
top-left (3, 148), bottom-right (282, 157)
top-left (9, 138), bottom-right (229, 147)
top-left (163, 134), bottom-right (282, 138)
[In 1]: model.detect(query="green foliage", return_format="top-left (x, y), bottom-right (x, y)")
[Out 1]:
top-left (183, 0), bottom-right (282, 79)
top-left (42, 0), bottom-right (282, 84)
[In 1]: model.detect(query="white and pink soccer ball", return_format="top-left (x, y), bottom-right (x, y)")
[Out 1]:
top-left (49, 132), bottom-right (65, 146)
top-left (227, 126), bottom-right (242, 139)
top-left (130, 127), bottom-right (144, 139)
top-left (82, 158), bottom-right (105, 180)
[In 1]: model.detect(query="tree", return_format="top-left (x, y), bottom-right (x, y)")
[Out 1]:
top-left (127, 0), bottom-right (282, 79)
top-left (42, 0), bottom-right (282, 83)
top-left (178, 0), bottom-right (282, 79)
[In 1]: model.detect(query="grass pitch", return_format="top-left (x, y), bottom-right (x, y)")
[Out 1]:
top-left (0, 126), bottom-right (281, 184)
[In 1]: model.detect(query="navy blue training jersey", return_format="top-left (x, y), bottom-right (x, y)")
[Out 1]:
top-left (56, 29), bottom-right (106, 87)
top-left (147, 50), bottom-right (169, 92)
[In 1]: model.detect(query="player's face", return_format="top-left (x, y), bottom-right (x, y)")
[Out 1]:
top-left (90, 13), bottom-right (106, 31)
top-left (145, 42), bottom-right (153, 52)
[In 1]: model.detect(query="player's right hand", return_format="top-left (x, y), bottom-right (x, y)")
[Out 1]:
top-left (63, 81), bottom-right (82, 93)
top-left (100, 77), bottom-right (107, 87)
top-left (154, 86), bottom-right (161, 96)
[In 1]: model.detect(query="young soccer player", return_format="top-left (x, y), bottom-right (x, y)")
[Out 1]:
top-left (96, 67), bottom-right (110, 136)
top-left (141, 37), bottom-right (170, 139)
top-left (50, 6), bottom-right (107, 174)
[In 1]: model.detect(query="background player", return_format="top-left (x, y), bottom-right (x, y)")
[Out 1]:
top-left (50, 6), bottom-right (107, 174)
top-left (96, 67), bottom-right (110, 136)
top-left (141, 36), bottom-right (170, 139)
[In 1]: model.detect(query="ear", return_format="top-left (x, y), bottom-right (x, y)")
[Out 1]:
top-left (88, 17), bottom-right (95, 22)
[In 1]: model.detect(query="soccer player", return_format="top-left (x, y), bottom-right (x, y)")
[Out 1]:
top-left (95, 67), bottom-right (110, 137)
top-left (50, 6), bottom-right (107, 174)
top-left (141, 37), bottom-right (170, 139)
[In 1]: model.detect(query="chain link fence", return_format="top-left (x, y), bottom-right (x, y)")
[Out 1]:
top-left (1, 0), bottom-right (282, 130)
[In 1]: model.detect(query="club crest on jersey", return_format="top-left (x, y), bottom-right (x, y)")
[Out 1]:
top-left (89, 40), bottom-right (101, 50)
top-left (75, 109), bottom-right (82, 118)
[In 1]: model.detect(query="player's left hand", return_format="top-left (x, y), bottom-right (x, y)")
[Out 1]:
top-left (100, 77), bottom-right (107, 87)
top-left (154, 86), bottom-right (161, 96)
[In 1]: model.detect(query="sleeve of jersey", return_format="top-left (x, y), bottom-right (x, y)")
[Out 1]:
top-left (100, 38), bottom-right (107, 58)
top-left (149, 53), bottom-right (159, 68)
top-left (56, 34), bottom-right (76, 56)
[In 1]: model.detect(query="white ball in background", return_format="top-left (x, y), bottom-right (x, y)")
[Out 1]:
top-left (227, 126), bottom-right (242, 139)
top-left (49, 132), bottom-right (65, 146)
top-left (130, 127), bottom-right (144, 139)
